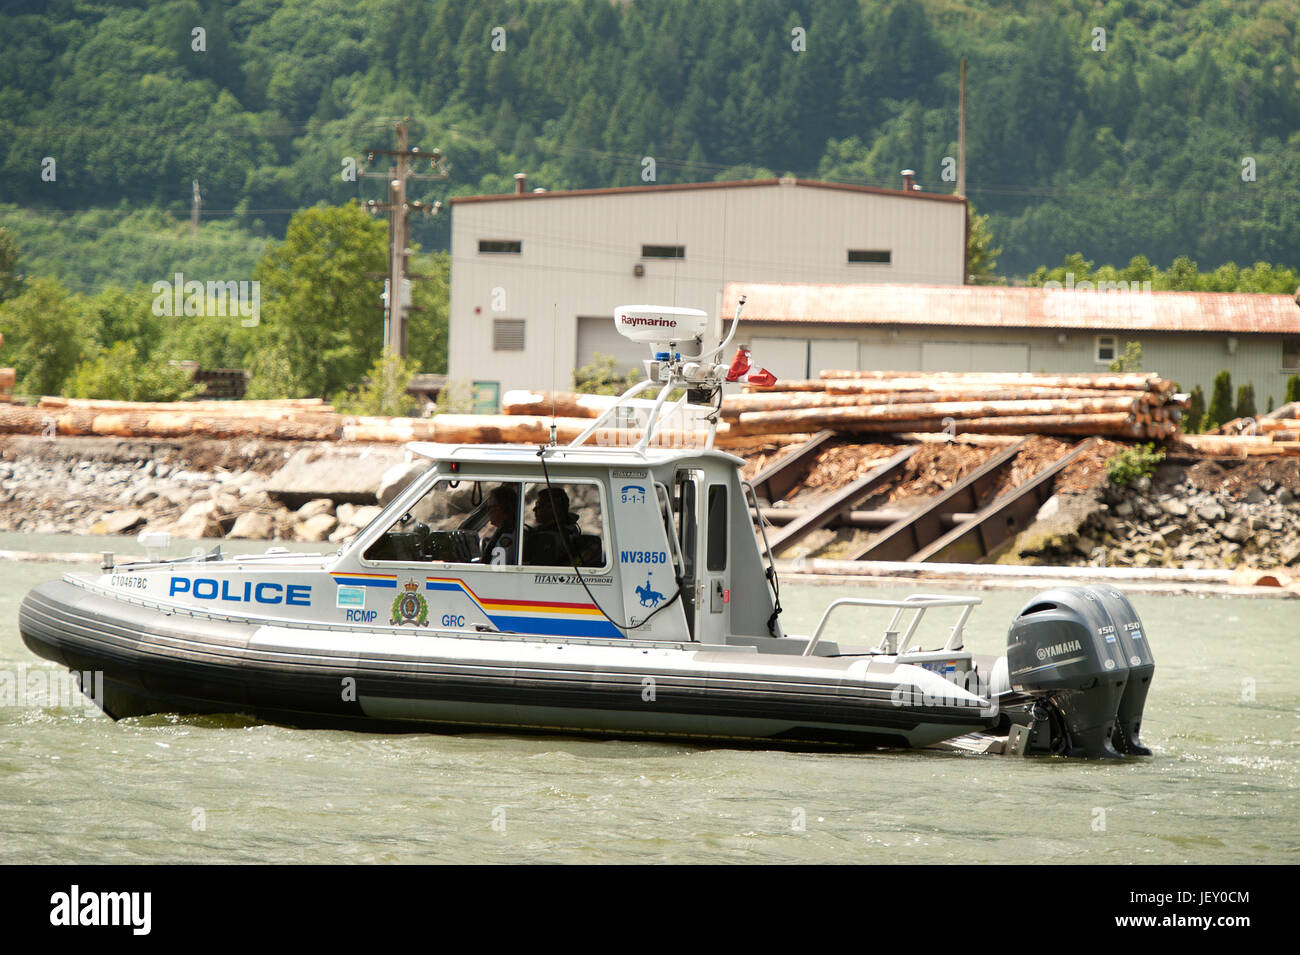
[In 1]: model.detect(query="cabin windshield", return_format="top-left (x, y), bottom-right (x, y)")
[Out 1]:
top-left (364, 477), bottom-right (607, 569)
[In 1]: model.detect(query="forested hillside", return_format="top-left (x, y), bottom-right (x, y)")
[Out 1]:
top-left (2, 0), bottom-right (1297, 284)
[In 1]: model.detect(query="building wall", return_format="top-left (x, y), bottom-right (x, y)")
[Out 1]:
top-left (740, 322), bottom-right (1299, 404)
top-left (448, 182), bottom-right (966, 392)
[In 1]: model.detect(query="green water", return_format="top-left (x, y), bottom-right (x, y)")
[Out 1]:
top-left (1, 538), bottom-right (1296, 864)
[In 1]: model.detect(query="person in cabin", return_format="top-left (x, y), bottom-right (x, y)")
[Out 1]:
top-left (525, 487), bottom-right (584, 566)
top-left (481, 485), bottom-right (519, 564)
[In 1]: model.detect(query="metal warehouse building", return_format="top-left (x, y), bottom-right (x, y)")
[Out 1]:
top-left (447, 177), bottom-right (968, 393)
top-left (725, 282), bottom-right (1300, 402)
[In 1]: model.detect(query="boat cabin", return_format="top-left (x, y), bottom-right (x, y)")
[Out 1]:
top-left (331, 443), bottom-right (783, 646)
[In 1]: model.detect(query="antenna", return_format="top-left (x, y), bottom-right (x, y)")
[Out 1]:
top-left (550, 302), bottom-right (558, 445)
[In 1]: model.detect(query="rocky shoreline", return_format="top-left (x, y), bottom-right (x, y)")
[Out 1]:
top-left (1003, 458), bottom-right (1300, 571)
top-left (0, 435), bottom-right (422, 545)
top-left (2, 435), bottom-right (1297, 574)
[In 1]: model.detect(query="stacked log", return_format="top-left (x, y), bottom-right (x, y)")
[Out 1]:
top-left (37, 396), bottom-right (334, 416)
top-left (1173, 434), bottom-right (1300, 457)
top-left (0, 367), bottom-right (13, 404)
top-left (0, 403), bottom-right (341, 441)
top-left (731, 371), bottom-right (1184, 440)
top-left (500, 390), bottom-right (614, 419)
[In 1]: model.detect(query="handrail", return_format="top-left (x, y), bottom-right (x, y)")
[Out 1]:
top-left (800, 594), bottom-right (981, 657)
top-left (569, 378), bottom-right (658, 447)
top-left (636, 387), bottom-right (691, 452)
top-left (742, 479), bottom-right (783, 638)
top-left (633, 380), bottom-right (677, 452)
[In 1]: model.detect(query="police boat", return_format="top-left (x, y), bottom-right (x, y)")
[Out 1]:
top-left (19, 300), bottom-right (1155, 756)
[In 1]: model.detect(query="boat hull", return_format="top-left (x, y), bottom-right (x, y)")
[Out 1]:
top-left (20, 579), bottom-right (994, 749)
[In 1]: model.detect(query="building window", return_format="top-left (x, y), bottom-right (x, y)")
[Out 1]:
top-left (493, 319), bottom-right (525, 351)
top-left (478, 239), bottom-right (522, 254)
top-left (1095, 335), bottom-right (1117, 364)
top-left (642, 244), bottom-right (685, 259)
top-left (848, 249), bottom-right (891, 264)
top-left (1284, 338), bottom-right (1300, 372)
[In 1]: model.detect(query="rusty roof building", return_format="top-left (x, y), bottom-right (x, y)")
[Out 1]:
top-left (722, 282), bottom-right (1300, 403)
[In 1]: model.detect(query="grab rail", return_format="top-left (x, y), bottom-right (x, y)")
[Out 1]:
top-left (800, 594), bottom-right (981, 657)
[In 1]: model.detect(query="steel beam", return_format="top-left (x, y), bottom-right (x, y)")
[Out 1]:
top-left (767, 446), bottom-right (917, 553)
top-left (749, 430), bottom-right (835, 504)
top-left (910, 438), bottom-right (1099, 562)
top-left (848, 438), bottom-right (1027, 562)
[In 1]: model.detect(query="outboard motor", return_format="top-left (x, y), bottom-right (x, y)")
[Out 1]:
top-left (1085, 586), bottom-right (1155, 755)
top-left (1005, 586), bottom-right (1154, 758)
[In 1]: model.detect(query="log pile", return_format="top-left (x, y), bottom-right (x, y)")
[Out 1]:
top-left (728, 371), bottom-right (1186, 440)
top-left (1173, 433), bottom-right (1300, 457)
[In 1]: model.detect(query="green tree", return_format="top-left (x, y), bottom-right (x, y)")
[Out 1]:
top-left (1205, 370), bottom-right (1235, 430)
top-left (252, 204), bottom-right (387, 398)
top-left (1234, 384), bottom-right (1257, 421)
top-left (574, 353), bottom-right (639, 395)
top-left (65, 342), bottom-right (200, 401)
top-left (335, 350), bottom-right (420, 417)
top-left (1108, 341), bottom-right (1143, 373)
top-left (1284, 376), bottom-right (1300, 405)
top-left (406, 251), bottom-right (450, 374)
top-left (0, 227), bottom-right (22, 303)
top-left (0, 277), bottom-right (84, 396)
top-left (1186, 384), bottom-right (1206, 434)
top-left (966, 203), bottom-right (1002, 284)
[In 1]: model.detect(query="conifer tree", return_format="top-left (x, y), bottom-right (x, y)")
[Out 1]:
top-left (1205, 370), bottom-right (1234, 430)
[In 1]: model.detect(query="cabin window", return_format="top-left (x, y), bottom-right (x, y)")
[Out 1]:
top-left (520, 481), bottom-right (607, 569)
top-left (493, 319), bottom-right (526, 351)
top-left (848, 249), bottom-right (891, 264)
top-left (642, 244), bottom-right (685, 259)
top-left (364, 479), bottom-right (522, 566)
top-left (706, 485), bottom-right (727, 572)
top-left (1095, 335), bottom-right (1117, 364)
top-left (478, 239), bottom-right (522, 254)
top-left (1283, 338), bottom-right (1300, 372)
top-left (676, 477), bottom-right (697, 582)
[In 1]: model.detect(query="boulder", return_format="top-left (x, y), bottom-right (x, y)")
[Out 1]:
top-left (265, 446), bottom-right (408, 505)
top-left (350, 505), bottom-right (383, 528)
top-left (93, 509), bottom-right (147, 535)
top-left (297, 513), bottom-right (339, 542)
top-left (1220, 522), bottom-right (1250, 544)
top-left (228, 511), bottom-right (275, 540)
top-left (1196, 502), bottom-right (1226, 522)
top-left (130, 486), bottom-right (159, 506)
top-left (170, 514), bottom-right (223, 540)
top-left (296, 498), bottom-right (336, 520)
top-left (179, 499), bottom-right (219, 522)
top-left (377, 460), bottom-right (430, 506)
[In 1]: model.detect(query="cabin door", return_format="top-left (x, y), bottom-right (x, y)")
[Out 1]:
top-left (676, 470), bottom-right (707, 641)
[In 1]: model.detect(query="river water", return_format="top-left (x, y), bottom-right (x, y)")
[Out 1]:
top-left (1, 534), bottom-right (1295, 864)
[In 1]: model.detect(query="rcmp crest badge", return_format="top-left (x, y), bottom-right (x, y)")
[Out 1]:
top-left (391, 579), bottom-right (429, 626)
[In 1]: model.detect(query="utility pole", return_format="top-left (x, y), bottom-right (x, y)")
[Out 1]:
top-left (360, 119), bottom-right (448, 357)
top-left (191, 179), bottom-right (201, 234)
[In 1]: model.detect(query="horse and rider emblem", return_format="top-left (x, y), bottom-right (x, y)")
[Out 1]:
top-left (635, 575), bottom-right (665, 608)
top-left (391, 579), bottom-right (429, 626)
